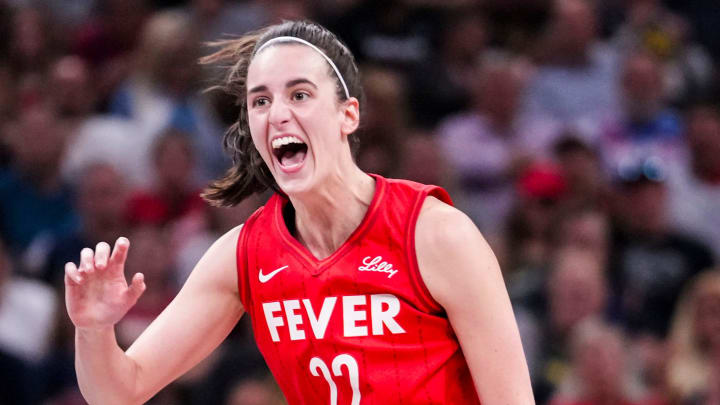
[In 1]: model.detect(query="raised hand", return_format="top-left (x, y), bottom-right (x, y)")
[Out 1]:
top-left (65, 237), bottom-right (146, 330)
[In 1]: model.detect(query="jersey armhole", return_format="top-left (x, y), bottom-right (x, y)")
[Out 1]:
top-left (236, 206), bottom-right (264, 314)
top-left (405, 186), bottom-right (453, 314)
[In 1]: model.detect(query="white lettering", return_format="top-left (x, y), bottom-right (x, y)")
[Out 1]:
top-left (262, 294), bottom-right (406, 341)
top-left (371, 294), bottom-right (406, 335)
top-left (303, 297), bottom-right (337, 339)
top-left (262, 301), bottom-right (284, 342)
top-left (284, 299), bottom-right (305, 340)
top-left (358, 256), bottom-right (398, 278)
top-left (343, 295), bottom-right (368, 337)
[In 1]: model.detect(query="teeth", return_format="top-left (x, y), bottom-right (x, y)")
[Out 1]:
top-left (272, 136), bottom-right (304, 149)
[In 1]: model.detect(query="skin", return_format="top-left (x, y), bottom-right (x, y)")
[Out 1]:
top-left (66, 43), bottom-right (533, 404)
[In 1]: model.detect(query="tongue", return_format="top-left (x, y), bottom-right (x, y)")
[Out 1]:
top-left (280, 149), bottom-right (306, 167)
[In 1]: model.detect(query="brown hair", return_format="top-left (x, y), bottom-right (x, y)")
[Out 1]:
top-left (667, 269), bottom-right (720, 401)
top-left (200, 20), bottom-right (363, 207)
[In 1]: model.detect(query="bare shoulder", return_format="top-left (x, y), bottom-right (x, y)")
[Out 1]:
top-left (415, 196), bottom-right (480, 247)
top-left (414, 196), bottom-right (498, 308)
top-left (415, 198), bottom-right (535, 403)
top-left (212, 224), bottom-right (244, 252)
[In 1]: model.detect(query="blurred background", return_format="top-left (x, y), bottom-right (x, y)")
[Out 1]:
top-left (0, 0), bottom-right (719, 404)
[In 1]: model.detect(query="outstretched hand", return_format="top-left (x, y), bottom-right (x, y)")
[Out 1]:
top-left (65, 237), bottom-right (146, 330)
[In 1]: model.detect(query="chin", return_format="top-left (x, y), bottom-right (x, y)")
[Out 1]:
top-left (274, 167), bottom-right (318, 197)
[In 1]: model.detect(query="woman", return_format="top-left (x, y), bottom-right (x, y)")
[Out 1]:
top-left (667, 270), bottom-right (720, 403)
top-left (65, 21), bottom-right (533, 404)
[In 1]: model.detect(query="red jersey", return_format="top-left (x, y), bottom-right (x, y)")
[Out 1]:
top-left (236, 174), bottom-right (481, 405)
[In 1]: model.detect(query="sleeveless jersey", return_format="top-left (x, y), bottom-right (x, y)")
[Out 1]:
top-left (236, 174), bottom-right (481, 405)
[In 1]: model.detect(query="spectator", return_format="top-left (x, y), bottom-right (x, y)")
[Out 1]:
top-left (108, 9), bottom-right (228, 183)
top-left (524, 248), bottom-right (610, 403)
top-left (126, 129), bottom-right (208, 227)
top-left (553, 136), bottom-right (610, 209)
top-left (553, 206), bottom-right (611, 268)
top-left (355, 65), bottom-right (407, 178)
top-left (48, 55), bottom-right (97, 121)
top-left (186, 0), bottom-right (269, 43)
top-left (608, 157), bottom-right (715, 338)
top-left (438, 55), bottom-right (554, 237)
top-left (408, 7), bottom-right (487, 127)
top-left (667, 270), bottom-right (720, 403)
top-left (397, 128), bottom-right (454, 190)
top-left (0, 103), bottom-right (78, 261)
top-left (60, 113), bottom-right (148, 187)
top-left (54, 53), bottom-right (153, 187)
top-left (43, 163), bottom-right (130, 286)
top-left (523, 0), bottom-right (620, 136)
top-left (599, 51), bottom-right (687, 174)
top-left (72, 0), bottom-right (148, 69)
top-left (668, 104), bottom-right (720, 259)
top-left (550, 320), bottom-right (650, 405)
top-left (505, 162), bottom-right (567, 274)
top-left (611, 0), bottom-right (713, 106)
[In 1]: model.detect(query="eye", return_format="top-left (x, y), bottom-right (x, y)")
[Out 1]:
top-left (292, 91), bottom-right (309, 101)
top-left (252, 97), bottom-right (270, 108)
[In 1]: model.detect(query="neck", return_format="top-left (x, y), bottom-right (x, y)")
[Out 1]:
top-left (289, 166), bottom-right (375, 260)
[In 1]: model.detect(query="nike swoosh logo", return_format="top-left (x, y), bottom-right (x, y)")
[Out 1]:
top-left (259, 265), bottom-right (289, 283)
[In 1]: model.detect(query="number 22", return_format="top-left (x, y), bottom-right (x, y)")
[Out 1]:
top-left (309, 354), bottom-right (361, 405)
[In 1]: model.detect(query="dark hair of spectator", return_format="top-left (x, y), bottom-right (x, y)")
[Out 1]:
top-left (200, 20), bottom-right (364, 207)
top-left (552, 135), bottom-right (596, 158)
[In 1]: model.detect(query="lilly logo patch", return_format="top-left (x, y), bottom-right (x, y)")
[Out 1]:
top-left (358, 256), bottom-right (398, 279)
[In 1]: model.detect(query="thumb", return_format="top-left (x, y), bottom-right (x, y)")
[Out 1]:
top-left (126, 272), bottom-right (146, 304)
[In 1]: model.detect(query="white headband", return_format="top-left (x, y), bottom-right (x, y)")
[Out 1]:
top-left (254, 36), bottom-right (350, 100)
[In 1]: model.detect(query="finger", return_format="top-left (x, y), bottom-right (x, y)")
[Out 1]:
top-left (64, 261), bottom-right (83, 285)
top-left (94, 242), bottom-right (111, 270)
top-left (79, 248), bottom-right (95, 274)
top-left (109, 237), bottom-right (130, 267)
top-left (125, 272), bottom-right (146, 303)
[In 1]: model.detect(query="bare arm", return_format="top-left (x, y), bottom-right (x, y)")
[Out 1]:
top-left (415, 197), bottom-right (534, 404)
top-left (66, 226), bottom-right (245, 405)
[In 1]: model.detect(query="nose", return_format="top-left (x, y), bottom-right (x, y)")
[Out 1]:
top-left (268, 98), bottom-right (292, 128)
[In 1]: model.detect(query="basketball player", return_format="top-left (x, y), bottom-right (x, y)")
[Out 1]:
top-left (65, 21), bottom-right (534, 404)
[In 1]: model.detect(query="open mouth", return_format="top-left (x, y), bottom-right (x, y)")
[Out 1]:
top-left (271, 135), bottom-right (308, 169)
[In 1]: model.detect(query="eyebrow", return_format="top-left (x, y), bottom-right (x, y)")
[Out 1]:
top-left (248, 78), bottom-right (318, 94)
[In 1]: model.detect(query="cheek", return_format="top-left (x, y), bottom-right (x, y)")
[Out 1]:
top-left (297, 106), bottom-right (343, 150)
top-left (248, 114), bottom-right (270, 159)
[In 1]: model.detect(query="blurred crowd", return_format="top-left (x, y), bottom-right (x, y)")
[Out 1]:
top-left (0, 0), bottom-right (719, 404)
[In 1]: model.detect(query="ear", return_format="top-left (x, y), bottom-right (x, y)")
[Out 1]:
top-left (339, 97), bottom-right (360, 137)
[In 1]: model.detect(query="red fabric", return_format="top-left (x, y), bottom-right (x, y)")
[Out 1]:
top-left (236, 174), bottom-right (480, 405)
top-left (126, 190), bottom-right (206, 226)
